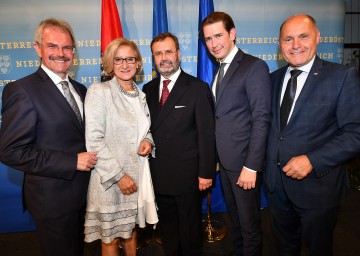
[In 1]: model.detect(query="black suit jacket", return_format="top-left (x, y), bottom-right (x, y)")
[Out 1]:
top-left (0, 67), bottom-right (90, 219)
top-left (143, 70), bottom-right (216, 195)
top-left (265, 56), bottom-right (360, 209)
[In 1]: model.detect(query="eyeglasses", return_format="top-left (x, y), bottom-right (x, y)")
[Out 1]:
top-left (39, 43), bottom-right (75, 53)
top-left (153, 50), bottom-right (177, 58)
top-left (113, 57), bottom-right (137, 65)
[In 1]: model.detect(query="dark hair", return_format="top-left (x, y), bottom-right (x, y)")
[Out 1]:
top-left (151, 32), bottom-right (180, 53)
top-left (201, 11), bottom-right (235, 35)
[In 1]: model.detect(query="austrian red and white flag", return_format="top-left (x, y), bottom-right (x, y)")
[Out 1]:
top-left (101, 0), bottom-right (123, 81)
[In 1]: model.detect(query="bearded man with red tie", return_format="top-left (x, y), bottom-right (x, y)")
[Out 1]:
top-left (142, 32), bottom-right (216, 256)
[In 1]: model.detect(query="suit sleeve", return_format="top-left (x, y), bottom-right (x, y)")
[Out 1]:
top-left (307, 67), bottom-right (360, 175)
top-left (195, 82), bottom-right (216, 179)
top-left (0, 82), bottom-right (77, 179)
top-left (244, 60), bottom-right (271, 172)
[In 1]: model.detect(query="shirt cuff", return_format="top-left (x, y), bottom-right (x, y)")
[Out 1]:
top-left (244, 166), bottom-right (257, 173)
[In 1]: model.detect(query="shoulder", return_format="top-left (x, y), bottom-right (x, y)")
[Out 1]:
top-left (86, 81), bottom-right (113, 100)
top-left (320, 59), bottom-right (355, 75)
top-left (180, 70), bottom-right (209, 88)
top-left (69, 78), bottom-right (87, 93)
top-left (2, 71), bottom-right (40, 96)
top-left (143, 77), bottom-right (159, 91)
top-left (270, 64), bottom-right (288, 79)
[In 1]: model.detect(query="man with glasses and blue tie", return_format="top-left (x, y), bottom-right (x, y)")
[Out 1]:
top-left (143, 32), bottom-right (216, 256)
top-left (0, 18), bottom-right (97, 256)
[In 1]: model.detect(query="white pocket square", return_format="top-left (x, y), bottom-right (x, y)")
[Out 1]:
top-left (175, 106), bottom-right (186, 108)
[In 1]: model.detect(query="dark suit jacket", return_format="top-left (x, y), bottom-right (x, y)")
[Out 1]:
top-left (214, 49), bottom-right (271, 172)
top-left (143, 70), bottom-right (216, 195)
top-left (264, 56), bottom-right (360, 209)
top-left (0, 67), bottom-right (90, 220)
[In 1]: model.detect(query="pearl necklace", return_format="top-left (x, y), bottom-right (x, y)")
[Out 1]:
top-left (117, 80), bottom-right (139, 98)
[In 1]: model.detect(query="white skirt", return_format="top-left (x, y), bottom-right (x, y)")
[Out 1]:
top-left (136, 157), bottom-right (158, 228)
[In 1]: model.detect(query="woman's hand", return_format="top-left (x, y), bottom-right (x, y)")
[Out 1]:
top-left (138, 140), bottom-right (152, 156)
top-left (117, 174), bottom-right (138, 195)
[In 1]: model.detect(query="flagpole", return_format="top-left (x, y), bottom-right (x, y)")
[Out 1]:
top-left (197, 0), bottom-right (227, 243)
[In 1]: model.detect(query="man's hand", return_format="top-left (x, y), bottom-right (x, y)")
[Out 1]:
top-left (117, 174), bottom-right (138, 195)
top-left (199, 177), bottom-right (213, 191)
top-left (138, 140), bottom-right (152, 156)
top-left (283, 155), bottom-right (313, 180)
top-left (236, 167), bottom-right (256, 190)
top-left (77, 152), bottom-right (97, 171)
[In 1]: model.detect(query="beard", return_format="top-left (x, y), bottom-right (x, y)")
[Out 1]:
top-left (156, 57), bottom-right (180, 77)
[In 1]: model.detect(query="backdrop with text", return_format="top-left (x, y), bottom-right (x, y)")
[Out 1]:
top-left (0, 0), bottom-right (345, 233)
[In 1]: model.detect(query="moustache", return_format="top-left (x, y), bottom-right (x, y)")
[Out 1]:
top-left (160, 60), bottom-right (173, 66)
top-left (49, 56), bottom-right (71, 62)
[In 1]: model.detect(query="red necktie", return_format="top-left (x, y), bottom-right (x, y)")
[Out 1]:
top-left (160, 80), bottom-right (171, 107)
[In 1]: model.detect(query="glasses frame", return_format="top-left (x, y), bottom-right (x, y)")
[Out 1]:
top-left (113, 57), bottom-right (137, 65)
top-left (153, 50), bottom-right (177, 58)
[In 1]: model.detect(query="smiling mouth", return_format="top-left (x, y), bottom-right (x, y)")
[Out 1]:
top-left (50, 57), bottom-right (70, 62)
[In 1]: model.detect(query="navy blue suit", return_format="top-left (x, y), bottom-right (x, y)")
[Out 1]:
top-left (264, 56), bottom-right (360, 255)
top-left (214, 49), bottom-right (271, 256)
top-left (0, 68), bottom-right (89, 256)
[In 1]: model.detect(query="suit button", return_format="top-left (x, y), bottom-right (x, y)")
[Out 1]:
top-left (215, 116), bottom-right (219, 120)
top-left (279, 137), bottom-right (283, 141)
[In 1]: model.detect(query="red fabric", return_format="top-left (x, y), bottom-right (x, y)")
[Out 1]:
top-left (160, 80), bottom-right (171, 107)
top-left (101, 0), bottom-right (123, 54)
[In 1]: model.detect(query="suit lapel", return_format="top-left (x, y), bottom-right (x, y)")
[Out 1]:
top-left (287, 57), bottom-right (322, 128)
top-left (215, 49), bottom-right (243, 106)
top-left (36, 68), bottom-right (84, 133)
top-left (152, 71), bottom-right (190, 130)
top-left (146, 77), bottom-right (161, 127)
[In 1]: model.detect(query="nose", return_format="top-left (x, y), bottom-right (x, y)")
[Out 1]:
top-left (56, 46), bottom-right (65, 56)
top-left (210, 38), bottom-right (218, 49)
top-left (120, 60), bottom-right (129, 67)
top-left (160, 52), bottom-right (167, 60)
top-left (292, 38), bottom-right (300, 49)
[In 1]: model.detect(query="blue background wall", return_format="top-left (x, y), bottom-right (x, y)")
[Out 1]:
top-left (0, 0), bottom-right (345, 233)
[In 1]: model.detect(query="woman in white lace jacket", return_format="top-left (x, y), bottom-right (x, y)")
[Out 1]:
top-left (84, 38), bottom-right (158, 256)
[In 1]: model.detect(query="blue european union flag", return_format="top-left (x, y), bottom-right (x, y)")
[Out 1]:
top-left (197, 0), bottom-right (216, 85)
top-left (152, 0), bottom-right (168, 78)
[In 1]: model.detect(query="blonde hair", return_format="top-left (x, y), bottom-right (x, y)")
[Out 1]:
top-left (102, 38), bottom-right (143, 76)
top-left (34, 18), bottom-right (76, 49)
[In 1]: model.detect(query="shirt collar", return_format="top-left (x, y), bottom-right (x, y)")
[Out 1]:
top-left (221, 46), bottom-right (238, 65)
top-left (287, 55), bottom-right (316, 74)
top-left (160, 67), bottom-right (181, 84)
top-left (41, 64), bottom-right (69, 85)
